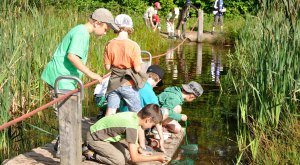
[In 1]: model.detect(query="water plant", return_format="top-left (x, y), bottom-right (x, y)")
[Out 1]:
top-left (228, 0), bottom-right (300, 163)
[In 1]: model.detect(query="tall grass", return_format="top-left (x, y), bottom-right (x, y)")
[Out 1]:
top-left (0, 0), bottom-right (169, 161)
top-left (228, 0), bottom-right (300, 163)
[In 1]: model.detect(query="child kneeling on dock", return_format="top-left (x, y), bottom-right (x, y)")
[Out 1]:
top-left (86, 104), bottom-right (168, 164)
top-left (158, 81), bottom-right (203, 133)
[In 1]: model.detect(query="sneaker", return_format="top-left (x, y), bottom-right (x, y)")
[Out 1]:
top-left (55, 149), bottom-right (61, 158)
top-left (82, 148), bottom-right (94, 160)
top-left (83, 150), bottom-right (94, 160)
top-left (54, 137), bottom-right (60, 158)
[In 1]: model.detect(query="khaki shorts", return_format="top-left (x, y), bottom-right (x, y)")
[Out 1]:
top-left (86, 131), bottom-right (130, 165)
top-left (213, 15), bottom-right (224, 26)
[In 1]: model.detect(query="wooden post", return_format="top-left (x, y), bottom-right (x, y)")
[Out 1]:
top-left (197, 9), bottom-right (204, 43)
top-left (55, 76), bottom-right (84, 165)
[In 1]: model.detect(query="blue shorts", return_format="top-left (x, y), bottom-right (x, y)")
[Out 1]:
top-left (107, 86), bottom-right (142, 112)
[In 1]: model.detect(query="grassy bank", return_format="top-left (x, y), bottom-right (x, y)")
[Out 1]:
top-left (228, 0), bottom-right (300, 163)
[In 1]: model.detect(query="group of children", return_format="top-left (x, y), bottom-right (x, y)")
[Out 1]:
top-left (143, 2), bottom-right (180, 38)
top-left (42, 6), bottom-right (203, 165)
top-left (144, 0), bottom-right (226, 38)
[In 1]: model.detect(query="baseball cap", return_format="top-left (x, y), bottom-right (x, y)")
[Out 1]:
top-left (114, 14), bottom-right (133, 28)
top-left (182, 81), bottom-right (203, 97)
top-left (154, 2), bottom-right (162, 9)
top-left (90, 8), bottom-right (119, 31)
top-left (147, 65), bottom-right (164, 86)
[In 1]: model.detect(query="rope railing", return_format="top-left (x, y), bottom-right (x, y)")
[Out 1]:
top-left (0, 15), bottom-right (201, 132)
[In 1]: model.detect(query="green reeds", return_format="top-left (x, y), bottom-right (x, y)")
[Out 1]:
top-left (229, 0), bottom-right (299, 163)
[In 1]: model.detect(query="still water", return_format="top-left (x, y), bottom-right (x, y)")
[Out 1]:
top-left (153, 42), bottom-right (237, 164)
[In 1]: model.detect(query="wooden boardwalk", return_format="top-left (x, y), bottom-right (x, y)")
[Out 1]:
top-left (3, 117), bottom-right (185, 165)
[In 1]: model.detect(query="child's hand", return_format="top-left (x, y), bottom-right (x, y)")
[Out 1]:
top-left (181, 114), bottom-right (188, 121)
top-left (157, 155), bottom-right (171, 163)
top-left (89, 73), bottom-right (102, 83)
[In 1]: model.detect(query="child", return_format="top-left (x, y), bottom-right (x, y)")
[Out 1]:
top-left (42, 8), bottom-right (118, 91)
top-left (104, 14), bottom-right (148, 115)
top-left (158, 81), bottom-right (203, 133)
top-left (86, 104), bottom-right (168, 164)
top-left (166, 7), bottom-right (180, 38)
top-left (41, 8), bottom-right (118, 157)
top-left (152, 12), bottom-right (161, 32)
top-left (143, 2), bottom-right (162, 30)
top-left (119, 65), bottom-right (167, 153)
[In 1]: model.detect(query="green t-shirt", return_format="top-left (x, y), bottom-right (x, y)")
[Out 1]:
top-left (41, 24), bottom-right (90, 90)
top-left (90, 112), bottom-right (139, 144)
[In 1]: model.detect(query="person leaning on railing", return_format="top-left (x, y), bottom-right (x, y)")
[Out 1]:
top-left (40, 8), bottom-right (118, 158)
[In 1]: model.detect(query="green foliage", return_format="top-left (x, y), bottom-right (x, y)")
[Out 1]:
top-left (228, 0), bottom-right (300, 163)
top-left (30, 0), bottom-right (260, 17)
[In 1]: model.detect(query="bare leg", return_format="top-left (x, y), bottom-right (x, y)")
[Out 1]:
top-left (105, 108), bottom-right (117, 116)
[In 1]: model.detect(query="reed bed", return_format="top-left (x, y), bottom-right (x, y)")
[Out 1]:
top-left (0, 0), bottom-right (168, 161)
top-left (228, 0), bottom-right (300, 163)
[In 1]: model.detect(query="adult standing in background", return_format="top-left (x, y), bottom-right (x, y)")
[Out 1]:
top-left (211, 0), bottom-right (226, 35)
top-left (175, 0), bottom-right (198, 39)
top-left (143, 2), bottom-right (162, 30)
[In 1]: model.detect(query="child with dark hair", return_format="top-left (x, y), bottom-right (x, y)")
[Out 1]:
top-left (86, 104), bottom-right (168, 164)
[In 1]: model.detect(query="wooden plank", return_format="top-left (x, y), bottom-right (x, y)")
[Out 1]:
top-left (3, 117), bottom-right (185, 165)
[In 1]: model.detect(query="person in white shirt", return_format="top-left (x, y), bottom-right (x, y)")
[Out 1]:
top-left (143, 2), bottom-right (162, 30)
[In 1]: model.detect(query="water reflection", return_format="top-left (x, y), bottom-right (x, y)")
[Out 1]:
top-left (211, 47), bottom-right (222, 86)
top-left (158, 42), bottom-right (237, 164)
top-left (164, 43), bottom-right (226, 85)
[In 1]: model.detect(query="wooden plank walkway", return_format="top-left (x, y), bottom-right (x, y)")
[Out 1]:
top-left (3, 117), bottom-right (185, 165)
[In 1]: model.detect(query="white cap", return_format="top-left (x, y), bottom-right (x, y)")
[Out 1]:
top-left (114, 14), bottom-right (133, 28)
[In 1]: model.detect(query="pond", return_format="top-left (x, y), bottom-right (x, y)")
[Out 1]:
top-left (153, 42), bottom-right (238, 164)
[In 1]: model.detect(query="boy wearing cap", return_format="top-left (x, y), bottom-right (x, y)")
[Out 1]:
top-left (41, 8), bottom-right (118, 157)
top-left (104, 14), bottom-right (147, 116)
top-left (86, 104), bottom-right (169, 164)
top-left (166, 7), bottom-right (180, 38)
top-left (42, 8), bottom-right (118, 91)
top-left (158, 81), bottom-right (203, 133)
top-left (143, 2), bottom-right (162, 30)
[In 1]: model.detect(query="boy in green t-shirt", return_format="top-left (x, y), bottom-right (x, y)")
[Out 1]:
top-left (42, 8), bottom-right (118, 157)
top-left (86, 104), bottom-right (169, 164)
top-left (41, 8), bottom-right (119, 90)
